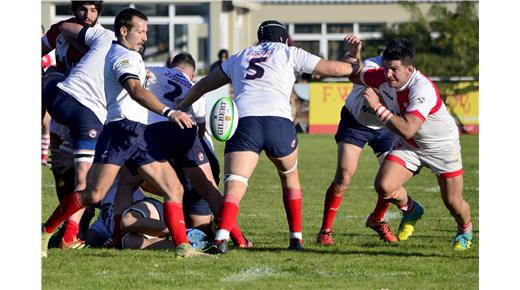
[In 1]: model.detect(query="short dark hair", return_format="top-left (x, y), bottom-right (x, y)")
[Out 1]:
top-left (71, 1), bottom-right (104, 15)
top-left (114, 8), bottom-right (148, 38)
top-left (170, 52), bottom-right (196, 70)
top-left (257, 20), bottom-right (288, 44)
top-left (383, 38), bottom-right (415, 66)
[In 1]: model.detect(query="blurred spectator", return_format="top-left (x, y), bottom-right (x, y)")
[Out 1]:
top-left (209, 49), bottom-right (229, 72)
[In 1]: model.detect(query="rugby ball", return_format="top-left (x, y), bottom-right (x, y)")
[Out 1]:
top-left (209, 96), bottom-right (238, 142)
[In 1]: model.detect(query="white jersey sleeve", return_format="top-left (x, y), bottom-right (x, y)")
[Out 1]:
top-left (289, 46), bottom-right (321, 74)
top-left (104, 43), bottom-right (149, 124)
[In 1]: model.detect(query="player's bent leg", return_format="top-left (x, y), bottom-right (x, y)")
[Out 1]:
top-left (80, 163), bottom-right (121, 206)
top-left (372, 160), bottom-right (416, 242)
top-left (437, 175), bottom-right (473, 250)
top-left (59, 158), bottom-right (95, 250)
top-left (317, 143), bottom-right (363, 245)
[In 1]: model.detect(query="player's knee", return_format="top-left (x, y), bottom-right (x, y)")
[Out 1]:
top-left (120, 213), bottom-right (136, 232)
top-left (81, 189), bottom-right (104, 206)
top-left (335, 171), bottom-right (354, 189)
top-left (121, 233), bottom-right (143, 249)
top-left (374, 179), bottom-right (394, 197)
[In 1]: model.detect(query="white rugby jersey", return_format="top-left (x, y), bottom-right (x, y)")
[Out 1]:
top-left (104, 42), bottom-right (148, 124)
top-left (56, 26), bottom-right (115, 124)
top-left (361, 68), bottom-right (459, 150)
top-left (145, 66), bottom-right (205, 124)
top-left (344, 55), bottom-right (396, 129)
top-left (221, 42), bottom-right (321, 120)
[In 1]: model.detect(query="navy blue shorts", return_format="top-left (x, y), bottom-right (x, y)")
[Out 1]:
top-left (335, 107), bottom-right (396, 154)
top-left (145, 122), bottom-right (208, 168)
top-left (225, 116), bottom-right (298, 157)
top-left (94, 119), bottom-right (166, 174)
top-left (43, 86), bottom-right (103, 151)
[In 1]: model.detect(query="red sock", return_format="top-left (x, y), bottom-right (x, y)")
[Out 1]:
top-left (283, 188), bottom-right (302, 233)
top-left (371, 196), bottom-right (392, 222)
top-left (63, 220), bottom-right (80, 243)
top-left (458, 220), bottom-right (472, 233)
top-left (320, 183), bottom-right (344, 231)
top-left (41, 134), bottom-right (50, 162)
top-left (113, 214), bottom-right (122, 246)
top-left (218, 194), bottom-right (240, 233)
top-left (163, 201), bottom-right (189, 246)
top-left (230, 223), bottom-right (247, 245)
top-left (44, 191), bottom-right (84, 234)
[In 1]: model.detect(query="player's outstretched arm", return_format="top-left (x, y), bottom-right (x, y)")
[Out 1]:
top-left (123, 78), bottom-right (194, 129)
top-left (177, 66), bottom-right (230, 111)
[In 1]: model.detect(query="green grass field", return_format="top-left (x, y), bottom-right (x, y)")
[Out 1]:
top-left (42, 134), bottom-right (478, 290)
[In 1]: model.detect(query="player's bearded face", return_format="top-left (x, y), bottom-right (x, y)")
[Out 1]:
top-left (75, 4), bottom-right (100, 27)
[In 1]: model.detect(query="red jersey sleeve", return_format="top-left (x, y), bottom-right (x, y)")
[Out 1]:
top-left (361, 68), bottom-right (386, 88)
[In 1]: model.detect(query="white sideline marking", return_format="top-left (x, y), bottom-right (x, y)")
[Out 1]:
top-left (221, 266), bottom-right (277, 282)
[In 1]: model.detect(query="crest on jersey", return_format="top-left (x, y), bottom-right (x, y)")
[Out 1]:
top-left (88, 129), bottom-right (98, 138)
top-left (115, 59), bottom-right (130, 69)
top-left (291, 139), bottom-right (296, 148)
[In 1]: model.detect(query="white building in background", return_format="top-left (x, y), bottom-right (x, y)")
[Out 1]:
top-left (41, 0), bottom-right (477, 74)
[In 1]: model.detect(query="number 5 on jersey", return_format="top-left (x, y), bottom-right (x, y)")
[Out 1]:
top-left (245, 57), bottom-right (267, 80)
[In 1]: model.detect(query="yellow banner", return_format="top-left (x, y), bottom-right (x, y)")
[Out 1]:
top-left (309, 83), bottom-right (352, 133)
top-left (441, 81), bottom-right (479, 134)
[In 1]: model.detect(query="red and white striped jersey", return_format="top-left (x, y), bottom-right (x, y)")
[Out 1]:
top-left (361, 68), bottom-right (459, 150)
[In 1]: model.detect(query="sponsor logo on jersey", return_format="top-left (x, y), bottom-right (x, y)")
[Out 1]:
top-left (115, 59), bottom-right (130, 69)
top-left (88, 129), bottom-right (98, 138)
